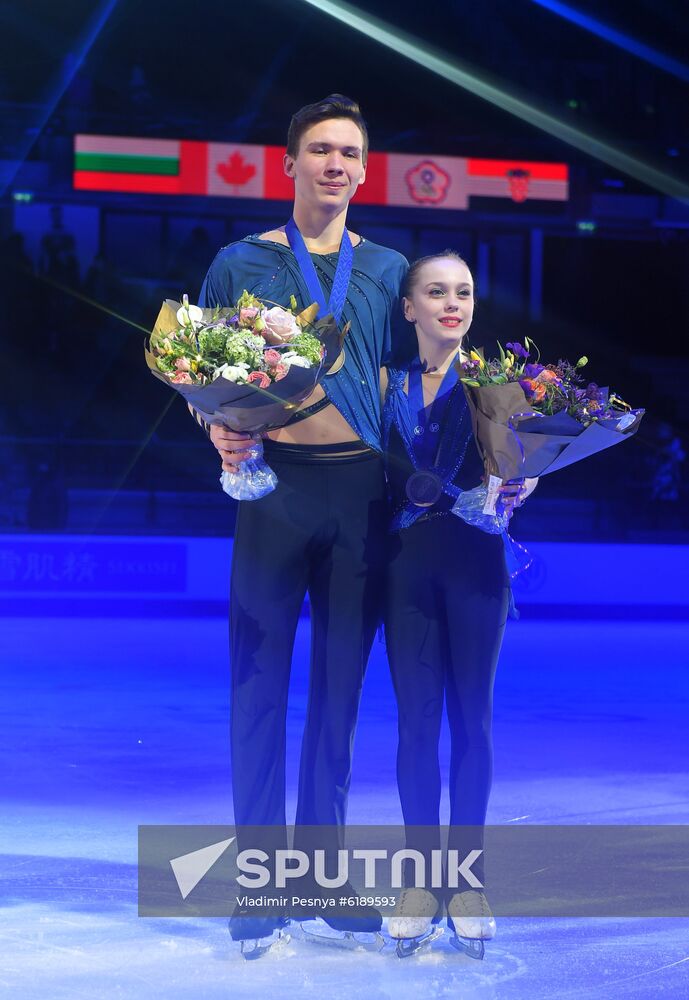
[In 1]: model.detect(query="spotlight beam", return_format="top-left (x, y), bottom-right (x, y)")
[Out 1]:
top-left (30, 270), bottom-right (181, 531)
top-left (1, 0), bottom-right (119, 197)
top-left (294, 0), bottom-right (689, 203)
top-left (37, 272), bottom-right (150, 335)
top-left (85, 393), bottom-right (176, 535)
top-left (530, 0), bottom-right (689, 83)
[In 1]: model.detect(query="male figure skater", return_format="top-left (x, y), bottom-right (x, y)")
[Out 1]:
top-left (196, 94), bottom-right (407, 948)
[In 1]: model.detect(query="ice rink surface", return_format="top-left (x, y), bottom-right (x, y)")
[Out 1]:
top-left (2, 615), bottom-right (688, 998)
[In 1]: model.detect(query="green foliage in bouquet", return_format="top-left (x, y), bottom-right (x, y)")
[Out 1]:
top-left (288, 330), bottom-right (323, 366)
top-left (148, 292), bottom-right (328, 388)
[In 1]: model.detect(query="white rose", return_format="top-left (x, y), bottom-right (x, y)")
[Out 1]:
top-left (262, 306), bottom-right (301, 344)
top-left (281, 351), bottom-right (311, 369)
top-left (177, 294), bottom-right (204, 328)
top-left (216, 362), bottom-right (249, 383)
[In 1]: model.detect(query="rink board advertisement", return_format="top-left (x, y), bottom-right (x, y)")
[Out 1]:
top-left (2, 535), bottom-right (688, 617)
top-left (138, 825), bottom-right (689, 918)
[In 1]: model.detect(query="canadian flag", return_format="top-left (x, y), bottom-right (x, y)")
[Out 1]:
top-left (207, 143), bottom-right (263, 198)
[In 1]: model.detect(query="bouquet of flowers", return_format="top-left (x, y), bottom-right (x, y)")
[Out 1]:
top-left (454, 338), bottom-right (644, 532)
top-left (145, 292), bottom-right (346, 499)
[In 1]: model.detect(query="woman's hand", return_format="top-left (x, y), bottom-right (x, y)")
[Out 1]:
top-left (520, 477), bottom-right (539, 503)
top-left (209, 425), bottom-right (256, 474)
top-left (497, 476), bottom-right (539, 516)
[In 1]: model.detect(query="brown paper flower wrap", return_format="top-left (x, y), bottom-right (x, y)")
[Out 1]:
top-left (453, 341), bottom-right (644, 529)
top-left (461, 379), bottom-right (644, 483)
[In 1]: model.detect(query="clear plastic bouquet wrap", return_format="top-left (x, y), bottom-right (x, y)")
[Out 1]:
top-left (145, 293), bottom-right (346, 500)
top-left (454, 339), bottom-right (644, 533)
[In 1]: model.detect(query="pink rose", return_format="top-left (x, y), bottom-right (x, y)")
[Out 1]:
top-left (262, 306), bottom-right (300, 345)
top-left (175, 357), bottom-right (191, 371)
top-left (247, 371), bottom-right (271, 388)
top-left (264, 349), bottom-right (282, 366)
top-left (171, 371), bottom-right (193, 384)
top-left (273, 363), bottom-right (288, 381)
top-left (239, 307), bottom-right (259, 326)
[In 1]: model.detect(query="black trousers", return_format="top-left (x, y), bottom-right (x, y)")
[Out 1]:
top-left (384, 513), bottom-right (511, 888)
top-left (229, 442), bottom-right (388, 840)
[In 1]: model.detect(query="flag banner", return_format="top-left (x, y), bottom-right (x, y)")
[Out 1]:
top-left (74, 135), bottom-right (569, 207)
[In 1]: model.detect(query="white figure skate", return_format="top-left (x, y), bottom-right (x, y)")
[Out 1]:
top-left (387, 888), bottom-right (444, 958)
top-left (447, 889), bottom-right (496, 960)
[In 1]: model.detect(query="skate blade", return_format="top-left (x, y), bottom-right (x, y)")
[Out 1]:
top-left (240, 928), bottom-right (291, 960)
top-left (299, 922), bottom-right (385, 952)
top-left (449, 935), bottom-right (485, 960)
top-left (395, 926), bottom-right (444, 958)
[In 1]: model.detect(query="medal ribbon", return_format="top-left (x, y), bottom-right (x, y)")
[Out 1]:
top-left (385, 362), bottom-right (470, 529)
top-left (407, 355), bottom-right (460, 470)
top-left (285, 217), bottom-right (354, 323)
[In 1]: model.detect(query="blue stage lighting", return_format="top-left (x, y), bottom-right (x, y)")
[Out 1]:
top-left (295, 0), bottom-right (689, 204)
top-left (531, 0), bottom-right (689, 83)
top-left (0, 0), bottom-right (119, 197)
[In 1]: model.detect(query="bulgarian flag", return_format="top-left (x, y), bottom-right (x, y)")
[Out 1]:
top-left (74, 135), bottom-right (292, 198)
top-left (74, 135), bottom-right (208, 195)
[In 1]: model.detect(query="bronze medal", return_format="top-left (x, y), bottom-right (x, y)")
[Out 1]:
top-left (405, 470), bottom-right (443, 507)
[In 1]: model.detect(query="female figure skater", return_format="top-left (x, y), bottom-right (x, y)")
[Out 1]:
top-left (383, 252), bottom-right (535, 958)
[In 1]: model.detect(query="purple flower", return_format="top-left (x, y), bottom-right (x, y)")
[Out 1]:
top-left (586, 382), bottom-right (607, 402)
top-left (523, 363), bottom-right (545, 378)
top-left (506, 342), bottom-right (529, 359)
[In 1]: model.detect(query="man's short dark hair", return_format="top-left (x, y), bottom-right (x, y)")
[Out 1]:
top-left (286, 94), bottom-right (369, 163)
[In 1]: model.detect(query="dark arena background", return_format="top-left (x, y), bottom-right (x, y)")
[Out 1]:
top-left (2, 1), bottom-right (688, 996)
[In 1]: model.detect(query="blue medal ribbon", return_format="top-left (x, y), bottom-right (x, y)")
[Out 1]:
top-left (285, 217), bottom-right (354, 323)
top-left (404, 355), bottom-right (461, 508)
top-left (407, 355), bottom-right (460, 470)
